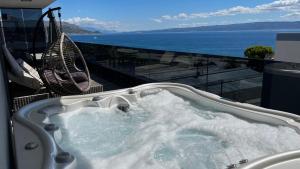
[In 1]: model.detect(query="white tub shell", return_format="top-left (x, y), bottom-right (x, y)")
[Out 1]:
top-left (13, 83), bottom-right (300, 169)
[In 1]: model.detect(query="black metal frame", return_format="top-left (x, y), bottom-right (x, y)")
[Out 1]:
top-left (32, 7), bottom-right (61, 67)
top-left (32, 7), bottom-right (91, 95)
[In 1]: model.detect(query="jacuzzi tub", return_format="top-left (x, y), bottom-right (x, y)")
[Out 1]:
top-left (13, 83), bottom-right (300, 169)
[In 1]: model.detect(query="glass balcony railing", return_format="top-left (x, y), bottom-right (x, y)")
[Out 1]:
top-left (76, 42), bottom-right (276, 105)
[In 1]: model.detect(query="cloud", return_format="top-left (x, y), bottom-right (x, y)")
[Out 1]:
top-left (64, 17), bottom-right (120, 30)
top-left (153, 0), bottom-right (300, 22)
top-left (282, 12), bottom-right (300, 17)
top-left (177, 22), bottom-right (209, 28)
top-left (151, 18), bottom-right (162, 23)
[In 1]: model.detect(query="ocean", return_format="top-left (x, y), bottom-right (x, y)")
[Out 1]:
top-left (71, 30), bottom-right (300, 57)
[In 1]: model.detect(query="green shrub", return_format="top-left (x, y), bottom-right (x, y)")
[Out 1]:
top-left (244, 46), bottom-right (274, 60)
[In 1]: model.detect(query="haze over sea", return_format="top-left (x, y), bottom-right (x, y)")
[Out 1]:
top-left (72, 30), bottom-right (300, 57)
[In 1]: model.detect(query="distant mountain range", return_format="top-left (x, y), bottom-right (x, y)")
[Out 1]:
top-left (61, 21), bottom-right (300, 35)
top-left (81, 26), bottom-right (118, 34)
top-left (61, 22), bottom-right (101, 35)
top-left (141, 21), bottom-right (300, 33)
top-left (61, 22), bottom-right (119, 35)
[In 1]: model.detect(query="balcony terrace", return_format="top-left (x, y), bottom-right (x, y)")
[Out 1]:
top-left (76, 42), bottom-right (272, 106)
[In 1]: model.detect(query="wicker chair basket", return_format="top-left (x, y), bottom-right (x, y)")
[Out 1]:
top-left (40, 33), bottom-right (91, 94)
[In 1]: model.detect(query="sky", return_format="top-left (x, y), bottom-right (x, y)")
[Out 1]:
top-left (48, 0), bottom-right (300, 32)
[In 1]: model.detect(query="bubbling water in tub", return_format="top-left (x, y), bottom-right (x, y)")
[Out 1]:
top-left (50, 90), bottom-right (300, 169)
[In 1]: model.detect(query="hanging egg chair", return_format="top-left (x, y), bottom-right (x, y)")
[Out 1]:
top-left (32, 7), bottom-right (90, 94)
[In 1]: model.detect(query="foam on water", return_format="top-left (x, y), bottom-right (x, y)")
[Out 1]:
top-left (50, 90), bottom-right (300, 169)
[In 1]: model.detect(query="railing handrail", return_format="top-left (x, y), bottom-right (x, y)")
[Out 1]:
top-left (75, 41), bottom-right (274, 63)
